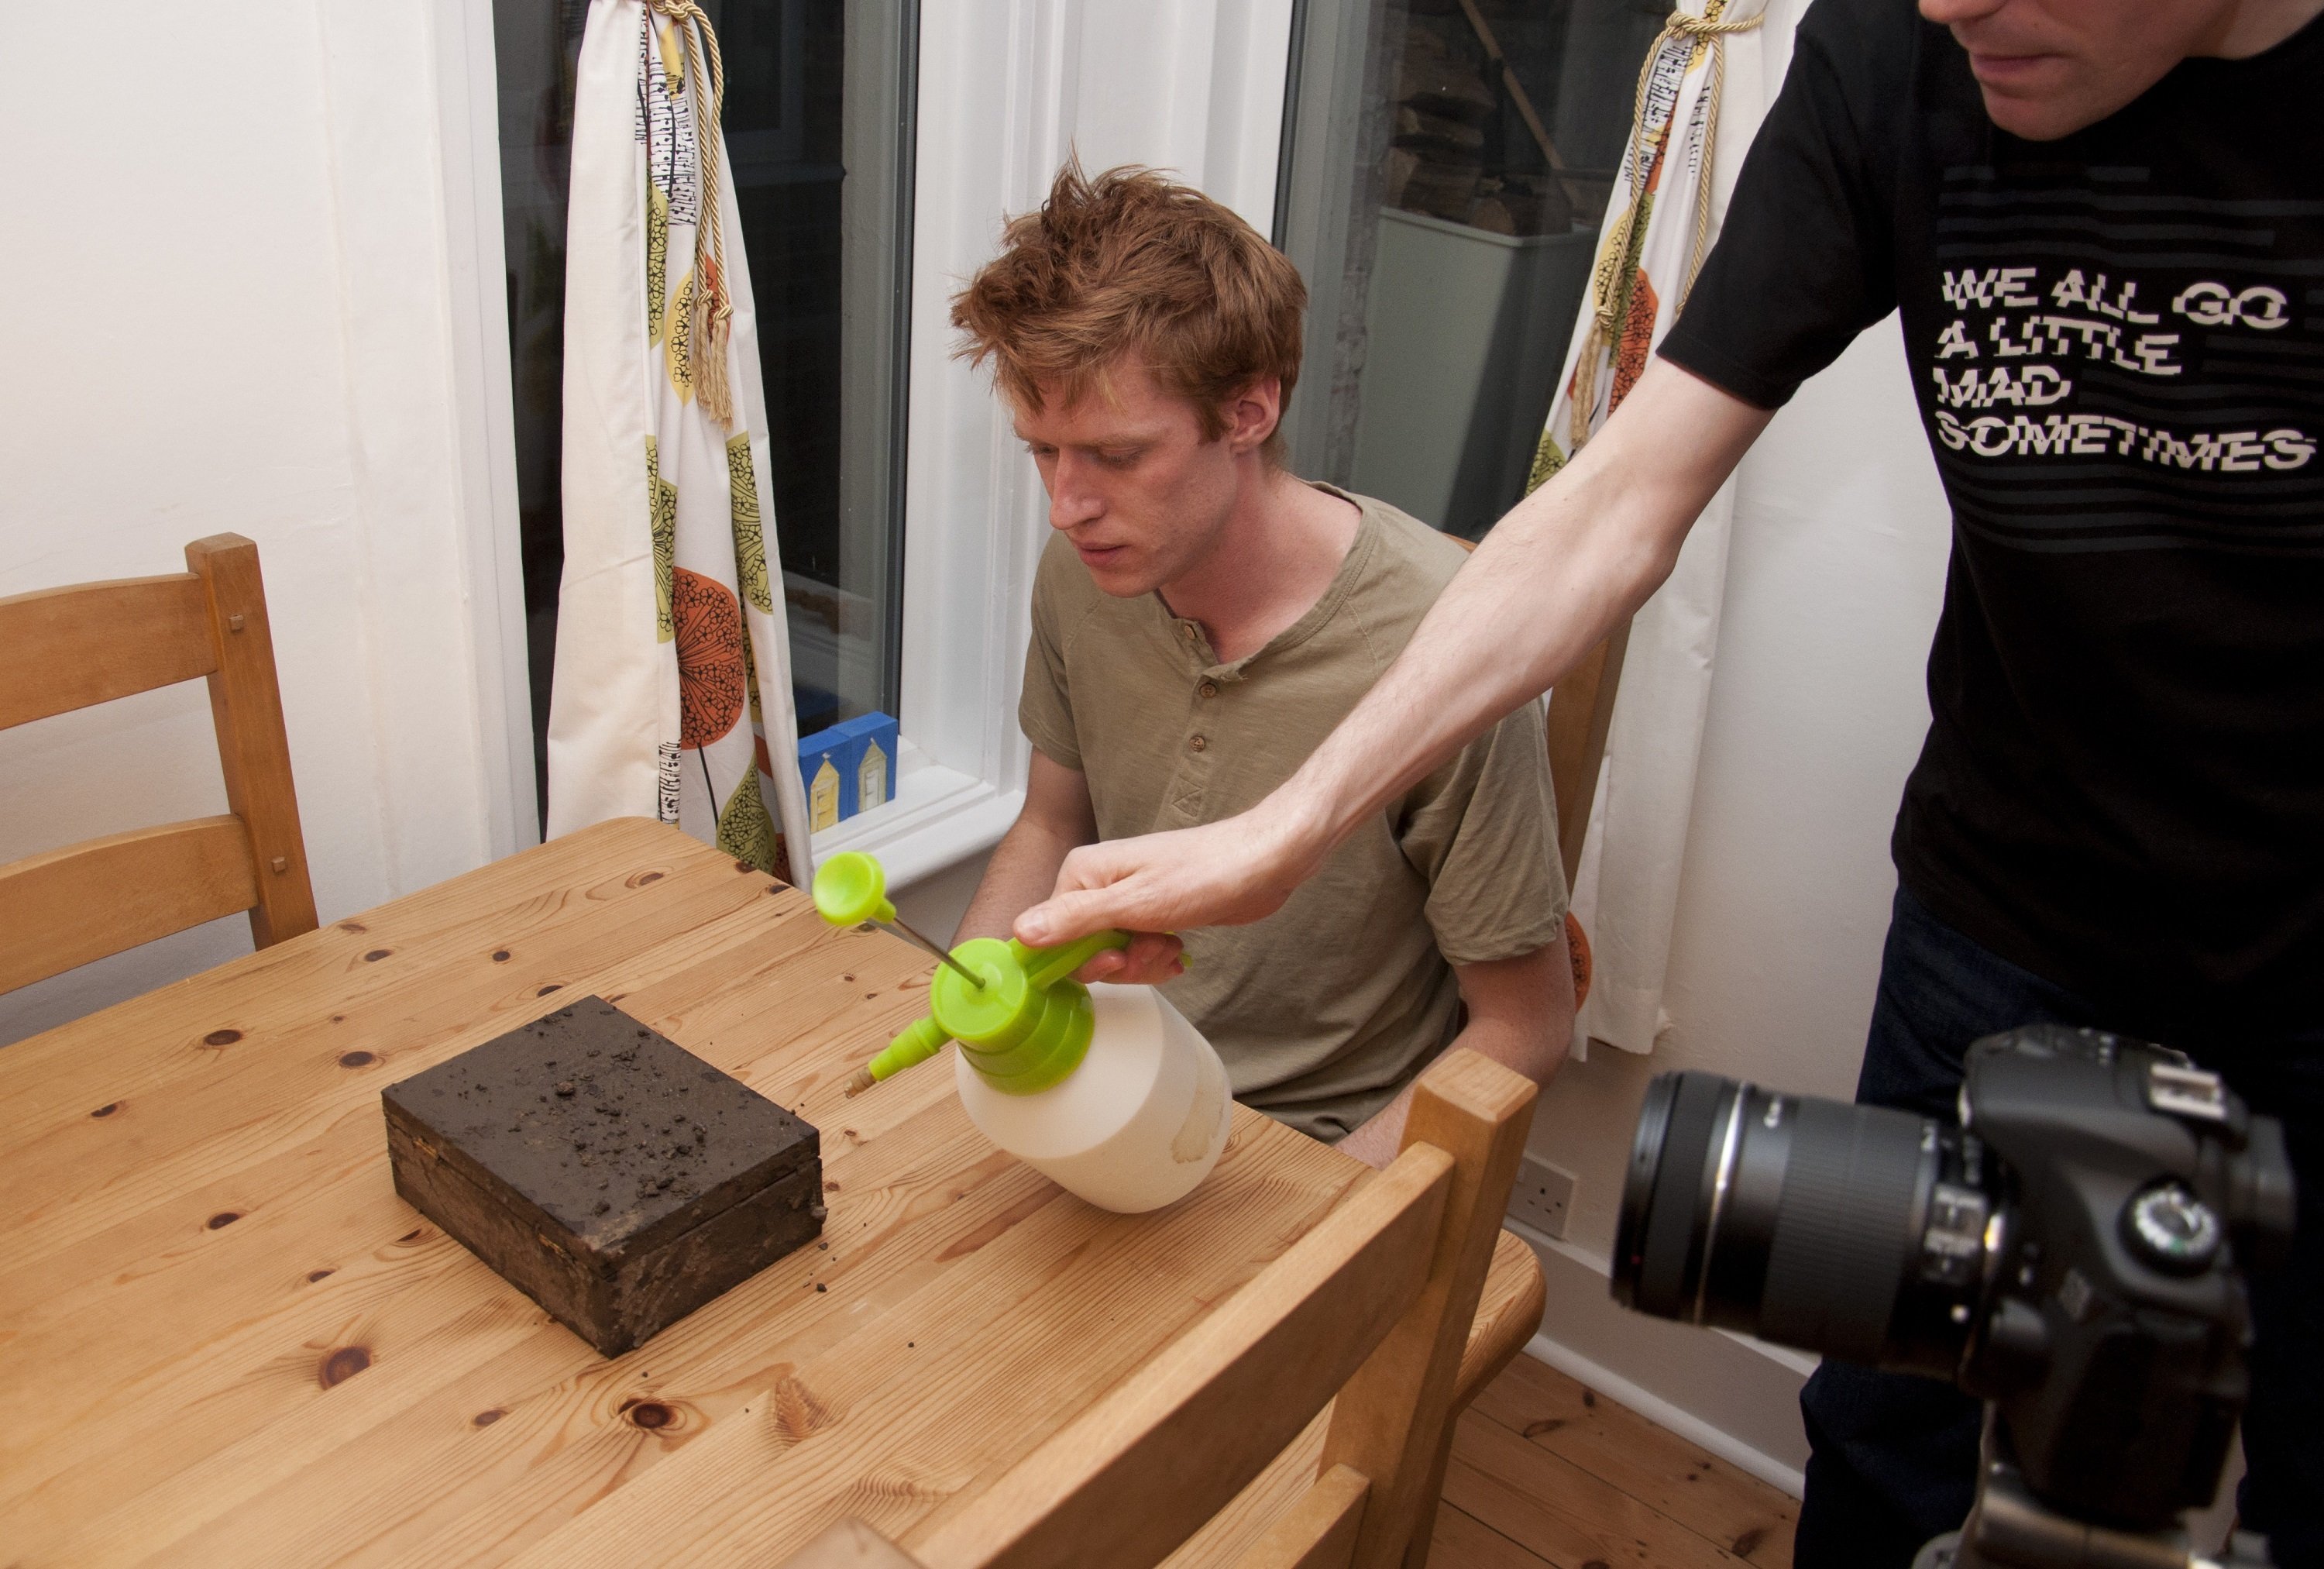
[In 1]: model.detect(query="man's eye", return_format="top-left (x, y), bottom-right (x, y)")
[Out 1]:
top-left (1099, 449), bottom-right (1140, 468)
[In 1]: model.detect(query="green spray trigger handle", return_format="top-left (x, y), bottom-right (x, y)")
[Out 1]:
top-left (813, 852), bottom-right (1131, 1094)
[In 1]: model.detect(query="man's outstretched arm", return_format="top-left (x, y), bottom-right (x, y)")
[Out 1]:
top-left (1014, 357), bottom-right (1774, 947)
top-left (957, 750), bottom-right (1186, 982)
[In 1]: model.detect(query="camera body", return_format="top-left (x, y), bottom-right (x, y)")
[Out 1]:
top-left (1614, 1025), bottom-right (2295, 1530)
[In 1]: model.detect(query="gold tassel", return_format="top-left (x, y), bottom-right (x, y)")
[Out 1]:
top-left (648, 0), bottom-right (737, 428)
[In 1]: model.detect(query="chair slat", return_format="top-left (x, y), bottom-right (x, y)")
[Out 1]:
top-left (0, 817), bottom-right (259, 993)
top-left (0, 574), bottom-right (215, 731)
top-left (1232, 1464), bottom-right (1369, 1569)
top-left (1457, 1230), bottom-right (1545, 1409)
top-left (910, 1144), bottom-right (1456, 1569)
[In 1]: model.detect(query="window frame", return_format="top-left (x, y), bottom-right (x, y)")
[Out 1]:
top-left (463, 0), bottom-right (1294, 882)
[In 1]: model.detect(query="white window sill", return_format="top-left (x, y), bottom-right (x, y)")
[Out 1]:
top-left (810, 737), bottom-right (1021, 887)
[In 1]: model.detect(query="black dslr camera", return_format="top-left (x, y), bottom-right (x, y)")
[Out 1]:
top-left (1614, 1025), bottom-right (2296, 1569)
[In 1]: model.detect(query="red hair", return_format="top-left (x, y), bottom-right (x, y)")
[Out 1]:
top-left (951, 161), bottom-right (1307, 452)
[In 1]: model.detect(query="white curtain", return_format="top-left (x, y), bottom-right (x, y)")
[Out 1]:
top-left (548, 0), bottom-right (816, 887)
top-left (1537, 0), bottom-right (1771, 1053)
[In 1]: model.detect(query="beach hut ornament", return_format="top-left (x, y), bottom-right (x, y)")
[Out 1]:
top-left (809, 754), bottom-right (841, 830)
top-left (795, 711), bottom-right (899, 830)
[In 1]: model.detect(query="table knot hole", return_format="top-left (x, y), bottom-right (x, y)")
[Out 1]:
top-left (319, 1346), bottom-right (371, 1388)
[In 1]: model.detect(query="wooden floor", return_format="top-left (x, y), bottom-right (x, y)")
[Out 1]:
top-left (1429, 1356), bottom-right (1798, 1568)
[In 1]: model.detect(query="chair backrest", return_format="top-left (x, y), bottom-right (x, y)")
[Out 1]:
top-left (1443, 532), bottom-right (1624, 886)
top-left (783, 1048), bottom-right (1537, 1569)
top-left (0, 534), bottom-right (316, 994)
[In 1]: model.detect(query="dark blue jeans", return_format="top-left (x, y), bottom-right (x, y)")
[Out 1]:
top-left (1793, 887), bottom-right (2324, 1568)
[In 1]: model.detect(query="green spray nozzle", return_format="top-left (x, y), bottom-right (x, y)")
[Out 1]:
top-left (812, 852), bottom-right (1130, 1096)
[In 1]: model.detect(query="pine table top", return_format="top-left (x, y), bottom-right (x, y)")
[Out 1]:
top-left (0, 817), bottom-right (1368, 1567)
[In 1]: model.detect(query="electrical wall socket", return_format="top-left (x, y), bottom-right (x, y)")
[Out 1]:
top-left (1507, 1154), bottom-right (1576, 1240)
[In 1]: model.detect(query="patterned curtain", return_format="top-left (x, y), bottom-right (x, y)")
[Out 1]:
top-left (548, 0), bottom-right (816, 886)
top-left (1532, 0), bottom-right (1769, 1054)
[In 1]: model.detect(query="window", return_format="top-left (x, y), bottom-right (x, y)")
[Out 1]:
top-left (1276, 0), bottom-right (1669, 538)
top-left (493, 0), bottom-right (916, 824)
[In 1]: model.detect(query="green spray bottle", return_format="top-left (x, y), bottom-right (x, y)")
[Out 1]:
top-left (812, 852), bottom-right (1232, 1213)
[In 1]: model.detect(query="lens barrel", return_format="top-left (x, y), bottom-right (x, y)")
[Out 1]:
top-left (1614, 1072), bottom-right (1990, 1375)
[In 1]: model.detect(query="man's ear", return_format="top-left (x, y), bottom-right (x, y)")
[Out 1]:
top-left (1222, 377), bottom-right (1282, 456)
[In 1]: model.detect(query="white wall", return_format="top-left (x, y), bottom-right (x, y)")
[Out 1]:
top-left (0, 0), bottom-right (530, 1044)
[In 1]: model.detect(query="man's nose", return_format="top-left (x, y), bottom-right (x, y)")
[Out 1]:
top-left (1047, 454), bottom-right (1105, 531)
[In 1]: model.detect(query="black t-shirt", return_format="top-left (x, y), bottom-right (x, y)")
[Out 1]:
top-left (1659, 0), bottom-right (2324, 1044)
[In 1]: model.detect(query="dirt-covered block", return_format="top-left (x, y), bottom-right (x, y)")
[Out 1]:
top-left (383, 996), bottom-right (823, 1356)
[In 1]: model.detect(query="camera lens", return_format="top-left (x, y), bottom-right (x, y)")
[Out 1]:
top-left (1614, 1072), bottom-right (1993, 1375)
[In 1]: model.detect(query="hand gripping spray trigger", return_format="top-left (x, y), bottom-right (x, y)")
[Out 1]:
top-left (812, 852), bottom-right (1232, 1213)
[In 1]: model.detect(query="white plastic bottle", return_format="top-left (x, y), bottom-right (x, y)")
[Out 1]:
top-left (954, 981), bottom-right (1231, 1213)
top-left (813, 852), bottom-right (1233, 1214)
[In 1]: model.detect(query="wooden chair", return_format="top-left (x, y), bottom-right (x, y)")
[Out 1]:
top-left (0, 534), bottom-right (316, 994)
top-left (780, 1048), bottom-right (1539, 1569)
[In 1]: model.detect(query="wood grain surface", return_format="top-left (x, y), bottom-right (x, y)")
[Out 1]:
top-left (0, 820), bottom-right (1390, 1567)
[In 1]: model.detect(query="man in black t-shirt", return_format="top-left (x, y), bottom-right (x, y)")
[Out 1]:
top-left (1009, 2), bottom-right (2324, 1563)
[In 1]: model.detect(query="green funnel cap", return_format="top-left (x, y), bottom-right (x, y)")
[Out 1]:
top-left (812, 851), bottom-right (896, 927)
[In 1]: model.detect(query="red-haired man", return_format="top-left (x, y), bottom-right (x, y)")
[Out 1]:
top-left (947, 163), bottom-right (1573, 1166)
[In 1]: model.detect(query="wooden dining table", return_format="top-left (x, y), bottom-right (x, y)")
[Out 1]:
top-left (0, 817), bottom-right (1518, 1567)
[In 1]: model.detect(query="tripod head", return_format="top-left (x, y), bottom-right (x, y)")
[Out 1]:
top-left (1916, 1412), bottom-right (2273, 1567)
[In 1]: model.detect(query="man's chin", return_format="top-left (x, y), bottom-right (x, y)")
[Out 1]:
top-left (1975, 69), bottom-right (2125, 142)
top-left (1079, 555), bottom-right (1161, 599)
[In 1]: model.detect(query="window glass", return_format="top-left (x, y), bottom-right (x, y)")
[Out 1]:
top-left (494, 0), bottom-right (914, 823)
top-left (1277, 0), bottom-right (1668, 538)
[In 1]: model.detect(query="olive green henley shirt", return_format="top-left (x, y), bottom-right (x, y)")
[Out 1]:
top-left (1019, 486), bottom-right (1567, 1142)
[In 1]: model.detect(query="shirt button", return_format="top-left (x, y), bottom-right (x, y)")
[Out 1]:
top-left (1188, 735), bottom-right (1208, 753)
top-left (1198, 680), bottom-right (1218, 699)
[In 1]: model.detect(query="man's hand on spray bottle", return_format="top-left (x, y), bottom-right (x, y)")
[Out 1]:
top-left (812, 852), bottom-right (1188, 1095)
top-left (1010, 800), bottom-right (1322, 965)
